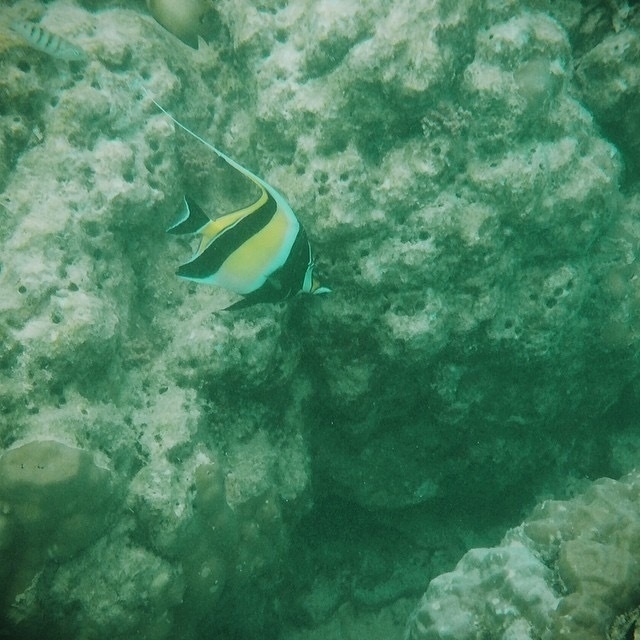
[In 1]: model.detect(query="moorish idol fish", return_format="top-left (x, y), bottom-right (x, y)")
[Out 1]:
top-left (9, 20), bottom-right (86, 62)
top-left (147, 94), bottom-right (330, 311)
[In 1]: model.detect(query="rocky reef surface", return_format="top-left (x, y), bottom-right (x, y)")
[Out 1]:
top-left (0, 0), bottom-right (638, 638)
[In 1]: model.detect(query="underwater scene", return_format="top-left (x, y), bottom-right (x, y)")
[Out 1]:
top-left (0, 0), bottom-right (639, 638)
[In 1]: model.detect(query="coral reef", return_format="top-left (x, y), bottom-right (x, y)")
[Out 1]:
top-left (0, 0), bottom-right (638, 638)
top-left (405, 470), bottom-right (640, 640)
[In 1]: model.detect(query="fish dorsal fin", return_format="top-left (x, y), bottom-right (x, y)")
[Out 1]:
top-left (144, 89), bottom-right (266, 191)
top-left (144, 88), bottom-right (300, 229)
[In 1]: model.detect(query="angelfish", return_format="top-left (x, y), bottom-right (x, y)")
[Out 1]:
top-left (147, 95), bottom-right (330, 311)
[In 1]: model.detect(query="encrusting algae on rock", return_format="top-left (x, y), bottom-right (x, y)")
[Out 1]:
top-left (0, 0), bottom-right (639, 639)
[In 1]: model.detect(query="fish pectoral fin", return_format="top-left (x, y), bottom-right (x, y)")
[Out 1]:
top-left (167, 196), bottom-right (210, 234)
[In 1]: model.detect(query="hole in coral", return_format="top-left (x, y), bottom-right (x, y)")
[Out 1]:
top-left (84, 221), bottom-right (100, 238)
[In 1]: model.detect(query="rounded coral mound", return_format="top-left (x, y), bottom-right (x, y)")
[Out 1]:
top-left (405, 470), bottom-right (640, 640)
top-left (0, 441), bottom-right (118, 620)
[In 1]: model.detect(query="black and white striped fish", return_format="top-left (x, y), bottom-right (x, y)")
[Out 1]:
top-left (148, 95), bottom-right (330, 311)
top-left (10, 20), bottom-right (86, 62)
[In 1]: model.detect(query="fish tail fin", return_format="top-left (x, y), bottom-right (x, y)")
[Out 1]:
top-left (167, 196), bottom-right (210, 234)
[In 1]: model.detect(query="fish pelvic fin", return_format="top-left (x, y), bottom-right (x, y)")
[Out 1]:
top-left (222, 296), bottom-right (259, 311)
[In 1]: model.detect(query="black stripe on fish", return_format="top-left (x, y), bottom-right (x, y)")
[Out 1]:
top-left (176, 191), bottom-right (279, 280)
top-left (10, 20), bottom-right (86, 62)
top-left (225, 227), bottom-right (313, 309)
top-left (167, 196), bottom-right (210, 235)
